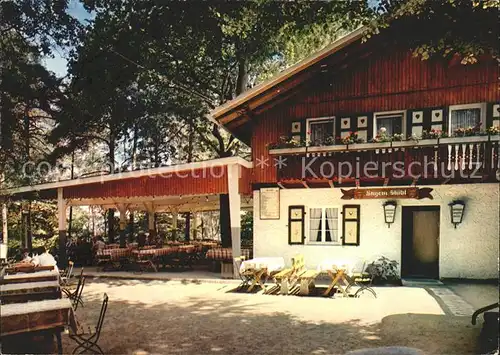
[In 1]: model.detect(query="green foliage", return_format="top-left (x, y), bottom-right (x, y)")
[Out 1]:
top-left (366, 0), bottom-right (499, 63)
top-left (241, 211), bottom-right (253, 246)
top-left (366, 256), bottom-right (400, 281)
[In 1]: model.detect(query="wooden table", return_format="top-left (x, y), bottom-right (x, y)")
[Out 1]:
top-left (1, 280), bottom-right (61, 304)
top-left (1, 270), bottom-right (60, 284)
top-left (1, 298), bottom-right (77, 354)
top-left (4, 265), bottom-right (54, 275)
top-left (317, 260), bottom-right (354, 297)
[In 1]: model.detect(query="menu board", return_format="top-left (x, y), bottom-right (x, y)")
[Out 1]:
top-left (260, 187), bottom-right (280, 220)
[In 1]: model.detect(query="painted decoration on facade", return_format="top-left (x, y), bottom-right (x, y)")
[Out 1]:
top-left (412, 111), bottom-right (423, 124)
top-left (291, 121), bottom-right (301, 133)
top-left (260, 187), bottom-right (280, 219)
top-left (357, 116), bottom-right (368, 128)
top-left (341, 187), bottom-right (433, 200)
top-left (432, 109), bottom-right (443, 122)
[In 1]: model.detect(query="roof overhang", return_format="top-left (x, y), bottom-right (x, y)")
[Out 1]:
top-left (209, 27), bottom-right (366, 143)
top-left (1, 157), bottom-right (252, 197)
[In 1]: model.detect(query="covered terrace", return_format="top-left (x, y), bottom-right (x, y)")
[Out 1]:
top-left (0, 157), bottom-right (253, 275)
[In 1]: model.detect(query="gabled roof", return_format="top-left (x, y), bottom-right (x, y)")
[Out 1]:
top-left (209, 27), bottom-right (366, 143)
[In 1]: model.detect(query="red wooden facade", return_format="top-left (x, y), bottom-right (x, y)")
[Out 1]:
top-left (249, 47), bottom-right (500, 184)
top-left (63, 166), bottom-right (253, 200)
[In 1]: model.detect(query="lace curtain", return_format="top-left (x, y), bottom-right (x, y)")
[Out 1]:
top-left (450, 108), bottom-right (480, 131)
top-left (309, 208), bottom-right (322, 242)
top-left (376, 115), bottom-right (403, 135)
top-left (310, 120), bottom-right (334, 145)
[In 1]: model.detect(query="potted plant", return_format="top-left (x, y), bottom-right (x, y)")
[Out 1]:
top-left (307, 135), bottom-right (348, 153)
top-left (487, 125), bottom-right (500, 141)
top-left (365, 256), bottom-right (401, 285)
top-left (440, 124), bottom-right (489, 144)
top-left (268, 135), bottom-right (307, 155)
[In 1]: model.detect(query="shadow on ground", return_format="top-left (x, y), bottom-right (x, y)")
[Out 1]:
top-left (54, 280), bottom-right (482, 355)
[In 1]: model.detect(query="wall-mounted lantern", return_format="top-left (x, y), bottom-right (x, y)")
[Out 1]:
top-left (449, 200), bottom-right (465, 228)
top-left (383, 200), bottom-right (397, 228)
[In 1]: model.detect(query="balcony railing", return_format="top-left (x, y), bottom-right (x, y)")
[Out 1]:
top-left (269, 136), bottom-right (499, 183)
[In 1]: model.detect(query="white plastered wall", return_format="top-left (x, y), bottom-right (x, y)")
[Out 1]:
top-left (253, 184), bottom-right (499, 279)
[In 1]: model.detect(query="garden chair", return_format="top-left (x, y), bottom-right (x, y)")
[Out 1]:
top-left (345, 260), bottom-right (377, 298)
top-left (233, 256), bottom-right (252, 290)
top-left (274, 255), bottom-right (305, 295)
top-left (60, 261), bottom-right (74, 286)
top-left (63, 269), bottom-right (86, 310)
top-left (69, 293), bottom-right (109, 355)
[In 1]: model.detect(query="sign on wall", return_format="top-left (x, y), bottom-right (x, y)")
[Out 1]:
top-left (260, 187), bottom-right (280, 219)
top-left (341, 187), bottom-right (433, 200)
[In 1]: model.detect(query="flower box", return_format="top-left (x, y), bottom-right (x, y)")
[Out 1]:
top-left (268, 147), bottom-right (307, 155)
top-left (349, 142), bottom-right (392, 151)
top-left (439, 136), bottom-right (489, 145)
top-left (391, 139), bottom-right (439, 148)
top-left (306, 145), bottom-right (348, 153)
top-left (391, 140), bottom-right (417, 148)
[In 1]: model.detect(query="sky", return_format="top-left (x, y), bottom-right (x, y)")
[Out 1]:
top-left (42, 1), bottom-right (94, 77)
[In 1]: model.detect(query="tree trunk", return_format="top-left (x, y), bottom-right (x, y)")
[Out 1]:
top-left (219, 194), bottom-right (231, 247)
top-left (236, 57), bottom-right (248, 96)
top-left (107, 133), bottom-right (116, 243)
top-left (27, 202), bottom-right (32, 252)
top-left (184, 212), bottom-right (191, 241)
top-left (128, 212), bottom-right (134, 243)
top-left (107, 209), bottom-right (115, 243)
top-left (68, 151), bottom-right (75, 239)
top-left (217, 56), bottom-right (248, 248)
top-left (132, 124), bottom-right (138, 170)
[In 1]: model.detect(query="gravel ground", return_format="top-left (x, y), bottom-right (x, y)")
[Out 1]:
top-left (60, 278), bottom-right (481, 355)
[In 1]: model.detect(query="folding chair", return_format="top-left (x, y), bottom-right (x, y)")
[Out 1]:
top-left (69, 293), bottom-right (109, 355)
top-left (63, 269), bottom-right (86, 310)
top-left (345, 260), bottom-right (377, 298)
top-left (60, 261), bottom-right (75, 286)
top-left (233, 256), bottom-right (252, 290)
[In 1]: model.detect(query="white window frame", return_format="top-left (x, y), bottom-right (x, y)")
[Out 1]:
top-left (373, 110), bottom-right (407, 138)
top-left (448, 102), bottom-right (487, 136)
top-left (306, 116), bottom-right (335, 146)
top-left (306, 206), bottom-right (342, 245)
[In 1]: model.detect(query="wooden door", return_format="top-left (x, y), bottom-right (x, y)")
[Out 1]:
top-left (402, 207), bottom-right (440, 279)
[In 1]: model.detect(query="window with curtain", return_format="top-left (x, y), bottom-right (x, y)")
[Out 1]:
top-left (450, 108), bottom-right (481, 131)
top-left (375, 113), bottom-right (404, 135)
top-left (309, 207), bottom-right (339, 243)
top-left (308, 118), bottom-right (335, 146)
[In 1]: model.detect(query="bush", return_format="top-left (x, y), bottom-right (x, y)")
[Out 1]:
top-left (365, 256), bottom-right (400, 282)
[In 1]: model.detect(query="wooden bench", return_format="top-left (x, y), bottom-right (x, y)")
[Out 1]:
top-left (274, 255), bottom-right (305, 295)
top-left (298, 269), bottom-right (320, 295)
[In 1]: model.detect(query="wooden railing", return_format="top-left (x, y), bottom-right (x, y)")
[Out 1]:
top-left (271, 137), bottom-right (500, 183)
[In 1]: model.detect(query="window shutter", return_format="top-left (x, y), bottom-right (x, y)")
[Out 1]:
top-left (342, 205), bottom-right (360, 246)
top-left (288, 205), bottom-right (305, 245)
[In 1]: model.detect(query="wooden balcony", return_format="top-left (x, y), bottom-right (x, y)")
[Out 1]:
top-left (269, 136), bottom-right (500, 186)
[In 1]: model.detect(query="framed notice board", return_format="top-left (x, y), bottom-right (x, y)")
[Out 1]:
top-left (260, 187), bottom-right (280, 220)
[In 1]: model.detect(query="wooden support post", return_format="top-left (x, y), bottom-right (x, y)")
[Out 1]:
top-left (1, 202), bottom-right (8, 260)
top-left (117, 204), bottom-right (128, 248)
top-left (192, 211), bottom-right (201, 240)
top-left (144, 202), bottom-right (157, 237)
top-left (227, 164), bottom-right (241, 278)
top-left (57, 188), bottom-right (68, 268)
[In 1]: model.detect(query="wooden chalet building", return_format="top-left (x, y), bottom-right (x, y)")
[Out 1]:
top-left (211, 27), bottom-right (499, 280)
top-left (1, 25), bottom-right (498, 280)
